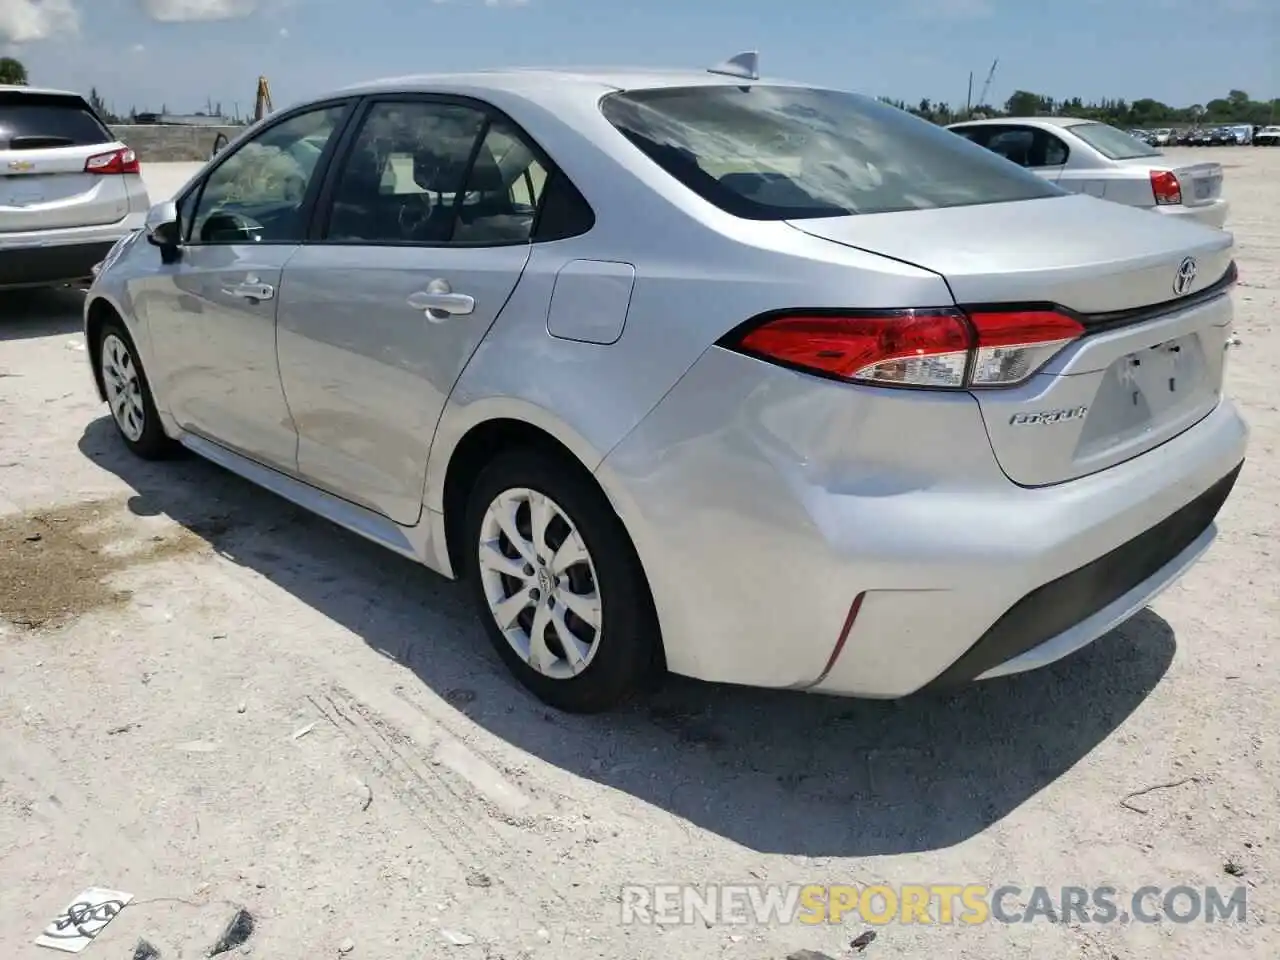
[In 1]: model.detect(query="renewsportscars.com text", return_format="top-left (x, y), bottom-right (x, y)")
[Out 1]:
top-left (619, 884), bottom-right (1248, 926)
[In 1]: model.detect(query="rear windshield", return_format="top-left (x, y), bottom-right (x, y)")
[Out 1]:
top-left (0, 92), bottom-right (112, 151)
top-left (599, 84), bottom-right (1062, 220)
top-left (1068, 121), bottom-right (1161, 160)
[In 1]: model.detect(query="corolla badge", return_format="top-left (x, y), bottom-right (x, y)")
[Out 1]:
top-left (1009, 406), bottom-right (1088, 426)
top-left (1173, 256), bottom-right (1198, 296)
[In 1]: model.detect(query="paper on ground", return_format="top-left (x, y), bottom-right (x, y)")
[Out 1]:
top-left (35, 887), bottom-right (133, 953)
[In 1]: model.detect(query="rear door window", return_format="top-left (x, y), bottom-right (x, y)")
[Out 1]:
top-left (322, 100), bottom-right (487, 245)
top-left (600, 85), bottom-right (1061, 221)
top-left (0, 92), bottom-right (112, 150)
top-left (1068, 122), bottom-right (1162, 160)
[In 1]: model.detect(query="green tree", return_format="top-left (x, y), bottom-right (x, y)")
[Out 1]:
top-left (0, 57), bottom-right (28, 86)
top-left (1004, 89), bottom-right (1045, 116)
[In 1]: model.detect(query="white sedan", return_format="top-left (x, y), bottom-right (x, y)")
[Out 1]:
top-left (949, 117), bottom-right (1228, 230)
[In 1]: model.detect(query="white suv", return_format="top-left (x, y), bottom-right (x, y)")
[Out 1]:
top-left (1, 85), bottom-right (150, 289)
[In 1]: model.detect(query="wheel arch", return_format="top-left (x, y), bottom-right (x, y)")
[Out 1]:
top-left (436, 411), bottom-right (668, 679)
top-left (84, 295), bottom-right (125, 402)
top-left (437, 413), bottom-right (608, 580)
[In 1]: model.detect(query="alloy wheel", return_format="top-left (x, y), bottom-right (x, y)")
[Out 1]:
top-left (477, 487), bottom-right (603, 680)
top-left (101, 333), bottom-right (146, 442)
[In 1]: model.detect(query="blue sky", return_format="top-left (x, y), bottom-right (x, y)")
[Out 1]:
top-left (2, 0), bottom-right (1275, 117)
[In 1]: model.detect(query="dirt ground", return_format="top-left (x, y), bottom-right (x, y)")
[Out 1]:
top-left (1, 148), bottom-right (1277, 960)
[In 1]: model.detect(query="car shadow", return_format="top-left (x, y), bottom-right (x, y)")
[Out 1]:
top-left (0, 287), bottom-right (87, 342)
top-left (79, 416), bottom-right (1176, 857)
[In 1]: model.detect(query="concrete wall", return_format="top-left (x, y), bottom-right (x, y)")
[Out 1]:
top-left (109, 124), bottom-right (245, 163)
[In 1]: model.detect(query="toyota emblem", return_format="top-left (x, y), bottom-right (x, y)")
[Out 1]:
top-left (1173, 256), bottom-right (1198, 296)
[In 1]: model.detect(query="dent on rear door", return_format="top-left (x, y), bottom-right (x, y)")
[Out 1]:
top-left (275, 244), bottom-right (532, 525)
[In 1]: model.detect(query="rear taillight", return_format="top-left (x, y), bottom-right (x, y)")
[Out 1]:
top-left (1150, 170), bottom-right (1182, 205)
top-left (965, 310), bottom-right (1086, 387)
top-left (84, 147), bottom-right (140, 175)
top-left (725, 307), bottom-right (1085, 390)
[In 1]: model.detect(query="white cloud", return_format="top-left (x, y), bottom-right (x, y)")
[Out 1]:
top-left (140, 0), bottom-right (257, 21)
top-left (0, 0), bottom-right (79, 43)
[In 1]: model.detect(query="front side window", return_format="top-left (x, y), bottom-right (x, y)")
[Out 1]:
top-left (600, 85), bottom-right (1062, 221)
top-left (1069, 122), bottom-right (1162, 160)
top-left (189, 104), bottom-right (348, 244)
top-left (324, 100), bottom-right (487, 244)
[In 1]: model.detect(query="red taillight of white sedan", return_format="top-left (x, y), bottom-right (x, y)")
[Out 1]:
top-left (1150, 170), bottom-right (1183, 206)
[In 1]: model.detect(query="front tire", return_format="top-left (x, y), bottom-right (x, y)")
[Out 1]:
top-left (464, 448), bottom-right (661, 713)
top-left (97, 319), bottom-right (175, 460)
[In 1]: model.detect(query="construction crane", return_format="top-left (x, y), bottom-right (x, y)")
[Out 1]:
top-left (253, 75), bottom-right (273, 122)
top-left (976, 58), bottom-right (999, 111)
top-left (964, 58), bottom-right (1000, 118)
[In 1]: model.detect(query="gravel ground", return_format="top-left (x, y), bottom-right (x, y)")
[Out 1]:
top-left (1, 148), bottom-right (1276, 960)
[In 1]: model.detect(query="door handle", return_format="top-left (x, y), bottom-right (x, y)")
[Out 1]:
top-left (407, 280), bottom-right (474, 321)
top-left (224, 278), bottom-right (275, 302)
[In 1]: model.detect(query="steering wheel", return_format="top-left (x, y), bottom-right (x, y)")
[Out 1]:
top-left (396, 191), bottom-right (436, 241)
top-left (201, 210), bottom-right (264, 243)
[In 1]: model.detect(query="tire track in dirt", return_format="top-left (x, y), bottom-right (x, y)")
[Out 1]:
top-left (311, 682), bottom-right (577, 916)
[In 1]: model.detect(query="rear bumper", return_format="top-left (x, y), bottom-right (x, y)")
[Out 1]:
top-left (598, 347), bottom-right (1249, 697)
top-left (1156, 199), bottom-right (1229, 230)
top-left (0, 241), bottom-right (117, 288)
top-left (925, 461), bottom-right (1240, 688)
top-left (0, 214), bottom-right (146, 289)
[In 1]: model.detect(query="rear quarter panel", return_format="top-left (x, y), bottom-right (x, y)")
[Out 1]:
top-left (423, 85), bottom-right (955, 517)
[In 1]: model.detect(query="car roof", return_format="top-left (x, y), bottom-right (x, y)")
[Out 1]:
top-left (334, 67), bottom-right (812, 101)
top-left (0, 84), bottom-right (87, 100)
top-left (950, 116), bottom-right (1097, 130)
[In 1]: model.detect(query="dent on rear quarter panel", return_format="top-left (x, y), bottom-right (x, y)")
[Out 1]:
top-left (425, 224), bottom-right (953, 518)
top-left (423, 83), bottom-right (955, 513)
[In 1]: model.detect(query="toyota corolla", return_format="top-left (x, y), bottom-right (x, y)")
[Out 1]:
top-left (83, 62), bottom-right (1249, 712)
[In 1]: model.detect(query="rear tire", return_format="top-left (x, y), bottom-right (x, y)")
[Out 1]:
top-left (97, 318), bottom-right (176, 460)
top-left (464, 448), bottom-right (661, 713)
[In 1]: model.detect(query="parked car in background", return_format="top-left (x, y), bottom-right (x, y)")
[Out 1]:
top-left (948, 116), bottom-right (1228, 229)
top-left (0, 85), bottom-right (149, 289)
top-left (1152, 128), bottom-right (1174, 146)
top-left (1255, 126), bottom-right (1280, 146)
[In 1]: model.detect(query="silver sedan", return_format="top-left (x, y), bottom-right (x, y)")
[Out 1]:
top-left (948, 116), bottom-right (1229, 229)
top-left (84, 66), bottom-right (1248, 712)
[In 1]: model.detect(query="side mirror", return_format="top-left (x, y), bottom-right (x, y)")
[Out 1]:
top-left (210, 132), bottom-right (229, 160)
top-left (145, 200), bottom-right (182, 258)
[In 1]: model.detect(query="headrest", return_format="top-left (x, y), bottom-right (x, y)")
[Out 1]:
top-left (413, 142), bottom-right (503, 193)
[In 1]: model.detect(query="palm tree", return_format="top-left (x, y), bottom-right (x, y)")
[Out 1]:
top-left (0, 57), bottom-right (29, 86)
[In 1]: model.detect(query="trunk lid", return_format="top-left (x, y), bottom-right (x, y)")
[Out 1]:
top-left (0, 89), bottom-right (129, 233)
top-left (0, 143), bottom-right (133, 232)
top-left (787, 194), bottom-right (1236, 486)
